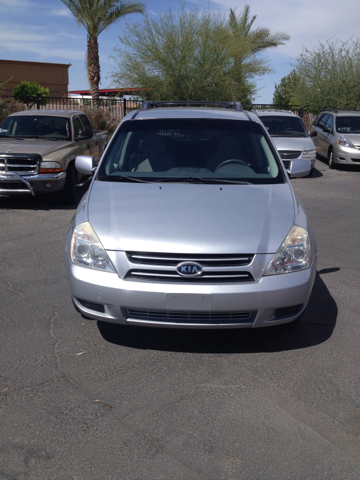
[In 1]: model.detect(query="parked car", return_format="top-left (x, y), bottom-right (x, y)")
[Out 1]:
top-left (65, 101), bottom-right (317, 329)
top-left (311, 109), bottom-right (360, 169)
top-left (255, 109), bottom-right (317, 176)
top-left (0, 110), bottom-right (109, 203)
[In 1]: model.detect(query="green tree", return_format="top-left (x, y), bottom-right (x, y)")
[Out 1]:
top-left (12, 81), bottom-right (49, 105)
top-left (60, 0), bottom-right (145, 106)
top-left (110, 6), bottom-right (289, 107)
top-left (273, 69), bottom-right (301, 105)
top-left (228, 6), bottom-right (289, 56)
top-left (291, 38), bottom-right (360, 113)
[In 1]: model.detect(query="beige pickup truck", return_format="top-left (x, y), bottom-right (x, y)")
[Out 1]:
top-left (0, 110), bottom-right (109, 203)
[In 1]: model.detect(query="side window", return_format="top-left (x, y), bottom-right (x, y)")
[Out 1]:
top-left (73, 116), bottom-right (83, 137)
top-left (318, 114), bottom-right (329, 129)
top-left (313, 114), bottom-right (323, 127)
top-left (80, 114), bottom-right (93, 134)
top-left (325, 115), bottom-right (334, 131)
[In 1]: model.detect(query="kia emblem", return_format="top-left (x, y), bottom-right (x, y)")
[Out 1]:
top-left (176, 261), bottom-right (203, 277)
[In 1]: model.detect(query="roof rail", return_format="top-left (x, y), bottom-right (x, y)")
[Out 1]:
top-left (323, 108), bottom-right (360, 113)
top-left (253, 109), bottom-right (294, 114)
top-left (141, 101), bottom-right (243, 111)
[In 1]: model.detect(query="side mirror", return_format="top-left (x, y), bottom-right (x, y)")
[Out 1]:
top-left (286, 159), bottom-right (312, 178)
top-left (75, 155), bottom-right (95, 176)
top-left (75, 129), bottom-right (92, 140)
top-left (323, 126), bottom-right (332, 134)
top-left (310, 131), bottom-right (317, 137)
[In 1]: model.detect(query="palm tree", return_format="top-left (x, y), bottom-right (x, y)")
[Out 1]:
top-left (229, 5), bottom-right (289, 56)
top-left (61, 0), bottom-right (145, 106)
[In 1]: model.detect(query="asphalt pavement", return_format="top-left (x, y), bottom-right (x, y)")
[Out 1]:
top-left (0, 157), bottom-right (360, 480)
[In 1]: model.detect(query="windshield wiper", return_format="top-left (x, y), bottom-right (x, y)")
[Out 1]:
top-left (102, 175), bottom-right (152, 183)
top-left (0, 134), bottom-right (24, 140)
top-left (155, 177), bottom-right (252, 185)
top-left (202, 178), bottom-right (252, 185)
top-left (22, 135), bottom-right (48, 140)
top-left (271, 131), bottom-right (305, 137)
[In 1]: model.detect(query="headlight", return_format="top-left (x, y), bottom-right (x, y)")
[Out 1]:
top-left (39, 161), bottom-right (63, 173)
top-left (338, 137), bottom-right (355, 149)
top-left (71, 222), bottom-right (116, 272)
top-left (264, 225), bottom-right (310, 276)
top-left (302, 149), bottom-right (316, 158)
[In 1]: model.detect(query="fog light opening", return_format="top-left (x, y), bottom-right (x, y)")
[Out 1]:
top-left (274, 304), bottom-right (304, 318)
top-left (77, 298), bottom-right (105, 313)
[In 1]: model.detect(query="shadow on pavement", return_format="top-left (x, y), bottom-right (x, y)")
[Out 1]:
top-left (98, 270), bottom-right (337, 354)
top-left (308, 167), bottom-right (323, 178)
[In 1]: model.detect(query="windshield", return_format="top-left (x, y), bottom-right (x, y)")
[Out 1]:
top-left (97, 118), bottom-right (284, 185)
top-left (259, 115), bottom-right (308, 137)
top-left (0, 115), bottom-right (71, 140)
top-left (336, 116), bottom-right (360, 133)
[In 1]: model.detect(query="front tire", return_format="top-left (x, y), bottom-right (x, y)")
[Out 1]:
top-left (328, 148), bottom-right (336, 169)
top-left (61, 162), bottom-right (77, 205)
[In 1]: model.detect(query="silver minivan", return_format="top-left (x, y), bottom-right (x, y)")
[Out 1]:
top-left (311, 109), bottom-right (360, 168)
top-left (65, 101), bottom-right (317, 329)
top-left (256, 110), bottom-right (317, 176)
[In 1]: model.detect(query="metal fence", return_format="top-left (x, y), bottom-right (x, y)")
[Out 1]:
top-left (1, 96), bottom-right (315, 128)
top-left (0, 95), bottom-right (143, 119)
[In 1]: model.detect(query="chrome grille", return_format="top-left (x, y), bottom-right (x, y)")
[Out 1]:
top-left (127, 308), bottom-right (255, 325)
top-left (279, 150), bottom-right (302, 160)
top-left (125, 252), bottom-right (255, 283)
top-left (126, 269), bottom-right (254, 283)
top-left (0, 154), bottom-right (41, 174)
top-left (127, 252), bottom-right (253, 267)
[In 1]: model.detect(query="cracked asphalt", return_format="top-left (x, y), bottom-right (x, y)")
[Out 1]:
top-left (1, 157), bottom-right (360, 480)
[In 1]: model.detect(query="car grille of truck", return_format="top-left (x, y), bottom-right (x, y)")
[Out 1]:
top-left (0, 154), bottom-right (41, 174)
top-left (127, 308), bottom-right (255, 325)
top-left (279, 151), bottom-right (302, 160)
top-left (125, 252), bottom-right (255, 283)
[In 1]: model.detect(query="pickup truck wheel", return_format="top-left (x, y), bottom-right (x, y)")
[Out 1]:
top-left (61, 162), bottom-right (77, 205)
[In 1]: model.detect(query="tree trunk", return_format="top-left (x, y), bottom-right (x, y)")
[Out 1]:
top-left (87, 36), bottom-right (100, 108)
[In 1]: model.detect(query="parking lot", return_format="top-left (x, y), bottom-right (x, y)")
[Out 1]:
top-left (1, 157), bottom-right (360, 480)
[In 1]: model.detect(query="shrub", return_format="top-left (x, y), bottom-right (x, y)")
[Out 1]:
top-left (12, 81), bottom-right (49, 105)
top-left (80, 105), bottom-right (119, 134)
top-left (0, 97), bottom-right (27, 125)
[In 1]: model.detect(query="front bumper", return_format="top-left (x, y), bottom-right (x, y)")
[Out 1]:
top-left (334, 145), bottom-right (360, 165)
top-left (0, 171), bottom-right (66, 196)
top-left (65, 254), bottom-right (317, 329)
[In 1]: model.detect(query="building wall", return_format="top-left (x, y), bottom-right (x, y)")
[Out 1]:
top-left (0, 59), bottom-right (71, 97)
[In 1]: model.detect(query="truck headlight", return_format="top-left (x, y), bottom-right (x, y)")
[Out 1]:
top-left (71, 222), bottom-right (116, 272)
top-left (39, 162), bottom-right (63, 173)
top-left (264, 225), bottom-right (311, 275)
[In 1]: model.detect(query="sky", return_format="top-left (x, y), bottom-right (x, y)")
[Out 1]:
top-left (1, 0), bottom-right (360, 103)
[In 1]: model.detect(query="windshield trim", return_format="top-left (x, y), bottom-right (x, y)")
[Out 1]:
top-left (97, 118), bottom-right (286, 185)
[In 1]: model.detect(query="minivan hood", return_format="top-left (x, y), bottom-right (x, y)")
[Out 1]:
top-left (270, 136), bottom-right (315, 152)
top-left (0, 139), bottom-right (74, 156)
top-left (88, 181), bottom-right (295, 254)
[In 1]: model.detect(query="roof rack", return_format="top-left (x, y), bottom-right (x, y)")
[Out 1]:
top-left (141, 101), bottom-right (243, 111)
